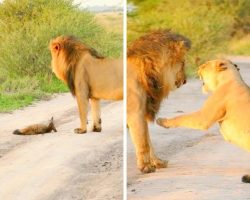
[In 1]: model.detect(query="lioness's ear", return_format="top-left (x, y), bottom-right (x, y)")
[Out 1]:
top-left (216, 62), bottom-right (227, 72)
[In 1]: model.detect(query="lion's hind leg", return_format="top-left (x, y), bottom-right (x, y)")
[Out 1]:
top-left (242, 175), bottom-right (250, 183)
top-left (90, 98), bottom-right (102, 132)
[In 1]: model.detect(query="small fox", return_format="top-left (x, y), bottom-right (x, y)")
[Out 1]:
top-left (13, 117), bottom-right (57, 135)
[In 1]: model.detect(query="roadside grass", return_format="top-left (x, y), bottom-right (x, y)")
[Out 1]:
top-left (0, 74), bottom-right (68, 112)
top-left (0, 0), bottom-right (122, 112)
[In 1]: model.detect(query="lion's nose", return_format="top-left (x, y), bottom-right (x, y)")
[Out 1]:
top-left (183, 79), bottom-right (187, 84)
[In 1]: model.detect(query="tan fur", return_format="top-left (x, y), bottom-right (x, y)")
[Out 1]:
top-left (157, 59), bottom-right (250, 182)
top-left (127, 30), bottom-right (191, 173)
top-left (13, 117), bottom-right (57, 135)
top-left (49, 35), bottom-right (123, 133)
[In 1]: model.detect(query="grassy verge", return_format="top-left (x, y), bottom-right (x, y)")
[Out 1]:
top-left (0, 75), bottom-right (68, 112)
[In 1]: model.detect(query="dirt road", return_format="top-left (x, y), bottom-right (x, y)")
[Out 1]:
top-left (127, 58), bottom-right (250, 200)
top-left (0, 95), bottom-right (123, 200)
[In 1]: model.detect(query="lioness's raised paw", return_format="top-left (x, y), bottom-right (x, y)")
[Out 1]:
top-left (74, 128), bottom-right (87, 134)
top-left (140, 163), bottom-right (156, 174)
top-left (152, 158), bottom-right (168, 169)
top-left (242, 174), bottom-right (250, 183)
top-left (156, 118), bottom-right (169, 128)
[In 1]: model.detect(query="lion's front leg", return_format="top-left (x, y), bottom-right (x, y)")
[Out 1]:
top-left (149, 139), bottom-right (168, 169)
top-left (74, 88), bottom-right (89, 134)
top-left (128, 113), bottom-right (156, 173)
top-left (90, 98), bottom-right (102, 132)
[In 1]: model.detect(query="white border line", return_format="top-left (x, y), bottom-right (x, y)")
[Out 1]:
top-left (123, 0), bottom-right (127, 199)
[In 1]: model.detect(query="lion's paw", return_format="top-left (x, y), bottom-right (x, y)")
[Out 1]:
top-left (92, 126), bottom-right (102, 132)
top-left (140, 163), bottom-right (156, 174)
top-left (74, 128), bottom-right (87, 134)
top-left (152, 158), bottom-right (168, 169)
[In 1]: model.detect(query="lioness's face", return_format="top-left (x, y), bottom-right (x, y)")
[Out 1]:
top-left (198, 62), bottom-right (217, 93)
top-left (198, 59), bottom-right (239, 93)
top-left (174, 60), bottom-right (186, 88)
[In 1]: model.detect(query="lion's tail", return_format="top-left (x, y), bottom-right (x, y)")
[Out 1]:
top-left (242, 175), bottom-right (250, 183)
top-left (13, 129), bottom-right (22, 135)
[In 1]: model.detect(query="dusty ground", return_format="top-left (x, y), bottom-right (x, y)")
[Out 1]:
top-left (127, 58), bottom-right (250, 200)
top-left (0, 96), bottom-right (123, 200)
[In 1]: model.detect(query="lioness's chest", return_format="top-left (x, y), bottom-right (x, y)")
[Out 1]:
top-left (220, 119), bottom-right (250, 152)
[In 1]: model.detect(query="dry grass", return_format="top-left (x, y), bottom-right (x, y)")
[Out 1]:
top-left (228, 35), bottom-right (250, 56)
top-left (95, 12), bottom-right (123, 35)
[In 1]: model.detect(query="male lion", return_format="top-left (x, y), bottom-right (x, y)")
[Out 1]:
top-left (157, 59), bottom-right (250, 183)
top-left (127, 30), bottom-right (191, 173)
top-left (50, 36), bottom-right (123, 133)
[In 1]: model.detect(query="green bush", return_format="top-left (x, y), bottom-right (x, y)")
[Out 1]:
top-left (0, 0), bottom-right (122, 112)
top-left (128, 0), bottom-right (241, 75)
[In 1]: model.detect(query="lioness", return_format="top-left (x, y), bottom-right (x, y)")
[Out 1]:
top-left (157, 59), bottom-right (250, 182)
top-left (13, 117), bottom-right (57, 135)
top-left (127, 30), bottom-right (191, 173)
top-left (50, 36), bottom-right (123, 134)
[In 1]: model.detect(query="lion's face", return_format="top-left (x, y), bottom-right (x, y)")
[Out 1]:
top-left (174, 60), bottom-right (186, 88)
top-left (50, 39), bottom-right (61, 76)
top-left (198, 59), bottom-right (239, 93)
top-left (49, 36), bottom-right (70, 83)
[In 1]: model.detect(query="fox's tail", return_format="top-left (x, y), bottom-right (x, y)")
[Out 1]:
top-left (13, 129), bottom-right (22, 135)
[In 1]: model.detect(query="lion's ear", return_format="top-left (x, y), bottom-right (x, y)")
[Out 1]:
top-left (179, 39), bottom-right (191, 51)
top-left (216, 62), bottom-right (227, 72)
top-left (52, 43), bottom-right (61, 52)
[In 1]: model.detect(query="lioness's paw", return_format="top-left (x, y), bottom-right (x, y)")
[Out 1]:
top-left (156, 118), bottom-right (169, 128)
top-left (152, 158), bottom-right (168, 169)
top-left (92, 126), bottom-right (102, 132)
top-left (242, 174), bottom-right (250, 183)
top-left (140, 164), bottom-right (156, 174)
top-left (74, 128), bottom-right (87, 134)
